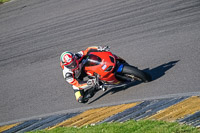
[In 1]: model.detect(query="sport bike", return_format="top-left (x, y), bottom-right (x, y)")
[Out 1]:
top-left (83, 51), bottom-right (152, 91)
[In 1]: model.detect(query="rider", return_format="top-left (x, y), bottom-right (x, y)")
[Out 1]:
top-left (60, 46), bottom-right (109, 103)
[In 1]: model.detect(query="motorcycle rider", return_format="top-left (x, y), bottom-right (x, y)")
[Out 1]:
top-left (60, 46), bottom-right (109, 103)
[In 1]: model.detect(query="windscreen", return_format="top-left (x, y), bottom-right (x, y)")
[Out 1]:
top-left (85, 54), bottom-right (102, 66)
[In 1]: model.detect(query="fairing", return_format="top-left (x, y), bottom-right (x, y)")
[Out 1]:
top-left (84, 52), bottom-right (119, 84)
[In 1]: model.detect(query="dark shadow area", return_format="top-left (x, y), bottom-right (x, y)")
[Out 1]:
top-left (143, 60), bottom-right (179, 81)
top-left (88, 60), bottom-right (179, 104)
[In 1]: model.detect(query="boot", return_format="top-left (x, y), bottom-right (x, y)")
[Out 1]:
top-left (84, 87), bottom-right (95, 100)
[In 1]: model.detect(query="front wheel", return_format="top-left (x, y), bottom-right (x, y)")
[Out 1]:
top-left (120, 65), bottom-right (152, 82)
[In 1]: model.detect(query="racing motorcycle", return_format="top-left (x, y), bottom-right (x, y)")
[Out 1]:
top-left (83, 48), bottom-right (152, 92)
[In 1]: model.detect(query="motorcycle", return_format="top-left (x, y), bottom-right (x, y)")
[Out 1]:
top-left (83, 49), bottom-right (152, 93)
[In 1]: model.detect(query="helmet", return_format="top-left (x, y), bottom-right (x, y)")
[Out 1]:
top-left (60, 51), bottom-right (78, 70)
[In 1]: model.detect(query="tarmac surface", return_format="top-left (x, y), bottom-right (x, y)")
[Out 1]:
top-left (0, 0), bottom-right (200, 125)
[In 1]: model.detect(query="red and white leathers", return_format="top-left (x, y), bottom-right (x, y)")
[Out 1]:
top-left (60, 46), bottom-right (99, 102)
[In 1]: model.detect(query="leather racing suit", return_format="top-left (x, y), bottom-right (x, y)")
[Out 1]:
top-left (60, 46), bottom-right (99, 103)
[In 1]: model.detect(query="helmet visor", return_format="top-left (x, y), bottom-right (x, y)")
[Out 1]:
top-left (64, 60), bottom-right (78, 69)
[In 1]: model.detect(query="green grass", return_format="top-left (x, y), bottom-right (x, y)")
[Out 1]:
top-left (27, 120), bottom-right (200, 133)
top-left (0, 0), bottom-right (10, 4)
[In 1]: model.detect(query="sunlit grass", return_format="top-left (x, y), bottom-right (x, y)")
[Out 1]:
top-left (28, 120), bottom-right (200, 133)
top-left (0, 0), bottom-right (10, 4)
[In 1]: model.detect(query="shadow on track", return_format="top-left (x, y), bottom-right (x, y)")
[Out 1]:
top-left (88, 60), bottom-right (179, 104)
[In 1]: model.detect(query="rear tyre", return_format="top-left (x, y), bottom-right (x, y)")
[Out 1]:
top-left (121, 65), bottom-right (152, 82)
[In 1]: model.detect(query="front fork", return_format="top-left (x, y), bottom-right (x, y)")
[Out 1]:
top-left (94, 73), bottom-right (100, 90)
top-left (93, 73), bottom-right (107, 91)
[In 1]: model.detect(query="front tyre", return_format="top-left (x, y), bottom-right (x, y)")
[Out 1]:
top-left (121, 65), bottom-right (152, 82)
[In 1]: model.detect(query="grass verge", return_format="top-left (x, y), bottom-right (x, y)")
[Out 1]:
top-left (28, 120), bottom-right (199, 133)
top-left (0, 0), bottom-right (10, 4)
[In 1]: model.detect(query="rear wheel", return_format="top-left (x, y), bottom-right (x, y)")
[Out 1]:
top-left (121, 65), bottom-right (152, 82)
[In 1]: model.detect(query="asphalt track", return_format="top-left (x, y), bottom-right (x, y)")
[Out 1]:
top-left (0, 0), bottom-right (200, 125)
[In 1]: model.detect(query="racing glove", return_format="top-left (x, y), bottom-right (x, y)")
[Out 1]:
top-left (97, 46), bottom-right (110, 51)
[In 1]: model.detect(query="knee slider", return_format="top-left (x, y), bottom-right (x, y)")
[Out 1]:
top-left (74, 90), bottom-right (87, 103)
